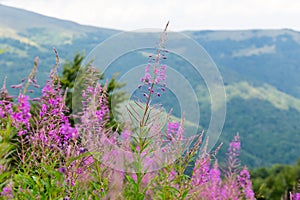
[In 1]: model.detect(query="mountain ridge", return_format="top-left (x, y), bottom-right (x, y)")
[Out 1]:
top-left (0, 4), bottom-right (118, 33)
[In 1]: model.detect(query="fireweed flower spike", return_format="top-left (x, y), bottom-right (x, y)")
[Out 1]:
top-left (140, 28), bottom-right (168, 93)
top-left (32, 51), bottom-right (78, 150)
top-left (1, 58), bottom-right (41, 136)
top-left (0, 82), bottom-right (31, 137)
top-left (12, 94), bottom-right (31, 136)
top-left (238, 167), bottom-right (255, 200)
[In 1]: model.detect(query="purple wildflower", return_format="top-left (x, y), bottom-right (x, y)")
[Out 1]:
top-left (230, 134), bottom-right (241, 151)
top-left (238, 167), bottom-right (255, 200)
top-left (165, 121), bottom-right (181, 141)
top-left (191, 156), bottom-right (211, 186)
top-left (79, 147), bottom-right (87, 154)
top-left (207, 161), bottom-right (222, 199)
top-left (291, 181), bottom-right (300, 200)
top-left (121, 129), bottom-right (132, 140)
top-left (1, 186), bottom-right (14, 199)
top-left (10, 94), bottom-right (31, 136)
top-left (76, 168), bottom-right (83, 175)
top-left (83, 156), bottom-right (94, 166)
top-left (291, 193), bottom-right (300, 200)
top-left (0, 107), bottom-right (5, 118)
top-left (167, 122), bottom-right (180, 134)
top-left (59, 121), bottom-right (78, 141)
top-left (227, 133), bottom-right (241, 172)
top-left (58, 167), bottom-right (66, 174)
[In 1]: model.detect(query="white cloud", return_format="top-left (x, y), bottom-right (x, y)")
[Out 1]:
top-left (1, 0), bottom-right (300, 31)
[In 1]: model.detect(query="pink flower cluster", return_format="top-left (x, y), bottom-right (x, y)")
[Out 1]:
top-left (291, 193), bottom-right (300, 200)
top-left (166, 121), bottom-right (181, 141)
top-left (291, 181), bottom-right (300, 200)
top-left (35, 74), bottom-right (78, 147)
top-left (0, 186), bottom-right (13, 199)
top-left (12, 94), bottom-right (31, 136)
top-left (186, 136), bottom-right (255, 200)
top-left (0, 81), bottom-right (31, 136)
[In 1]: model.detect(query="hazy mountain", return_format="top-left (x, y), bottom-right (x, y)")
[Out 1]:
top-left (186, 29), bottom-right (300, 98)
top-left (1, 4), bottom-right (300, 167)
top-left (0, 4), bottom-right (118, 91)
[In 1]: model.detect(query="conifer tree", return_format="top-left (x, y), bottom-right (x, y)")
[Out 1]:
top-left (59, 53), bottom-right (126, 130)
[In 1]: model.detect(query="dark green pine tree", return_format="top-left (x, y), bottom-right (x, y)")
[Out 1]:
top-left (59, 53), bottom-right (127, 131)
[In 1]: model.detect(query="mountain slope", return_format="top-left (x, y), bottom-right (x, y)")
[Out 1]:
top-left (189, 30), bottom-right (300, 166)
top-left (0, 4), bottom-right (118, 96)
top-left (0, 4), bottom-right (116, 41)
top-left (187, 29), bottom-right (300, 98)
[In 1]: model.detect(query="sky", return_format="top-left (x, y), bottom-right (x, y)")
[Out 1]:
top-left (1, 0), bottom-right (300, 31)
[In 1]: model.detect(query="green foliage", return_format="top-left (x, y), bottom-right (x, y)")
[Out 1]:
top-left (59, 53), bottom-right (86, 113)
top-left (0, 117), bottom-right (17, 191)
top-left (59, 53), bottom-right (127, 130)
top-left (251, 159), bottom-right (300, 199)
top-left (12, 164), bottom-right (66, 199)
top-left (213, 96), bottom-right (300, 168)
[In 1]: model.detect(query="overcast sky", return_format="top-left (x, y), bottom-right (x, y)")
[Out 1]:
top-left (1, 0), bottom-right (300, 31)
